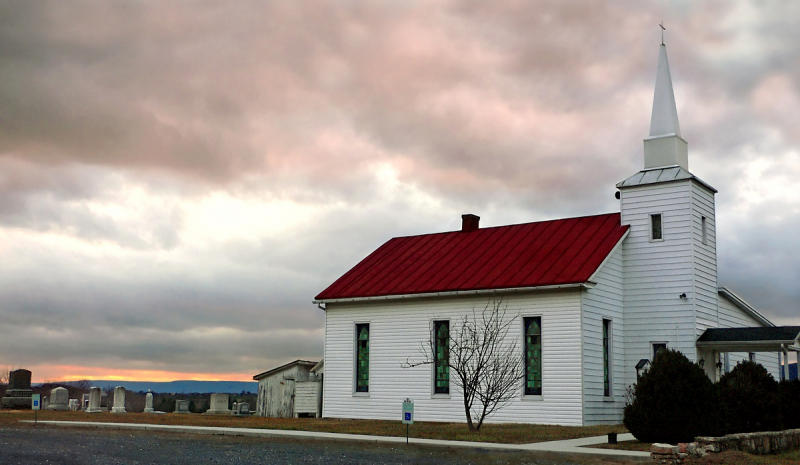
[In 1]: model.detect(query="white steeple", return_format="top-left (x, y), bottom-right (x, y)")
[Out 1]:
top-left (649, 44), bottom-right (681, 138)
top-left (643, 39), bottom-right (688, 171)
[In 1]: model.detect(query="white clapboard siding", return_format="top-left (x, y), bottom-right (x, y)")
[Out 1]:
top-left (717, 295), bottom-right (780, 379)
top-left (582, 245), bottom-right (625, 424)
top-left (295, 381), bottom-right (322, 417)
top-left (322, 290), bottom-right (584, 425)
top-left (692, 185), bottom-right (719, 333)
top-left (621, 180), bottom-right (699, 389)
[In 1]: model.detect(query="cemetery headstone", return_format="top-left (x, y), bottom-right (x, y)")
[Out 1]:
top-left (47, 387), bottom-right (69, 411)
top-left (144, 390), bottom-right (154, 413)
top-left (68, 399), bottom-right (80, 411)
top-left (86, 387), bottom-right (103, 413)
top-left (111, 386), bottom-right (126, 414)
top-left (204, 393), bottom-right (231, 415)
top-left (234, 402), bottom-right (250, 415)
top-left (174, 399), bottom-right (191, 414)
top-left (1, 369), bottom-right (33, 409)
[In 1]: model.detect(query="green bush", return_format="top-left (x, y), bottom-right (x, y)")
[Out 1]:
top-left (778, 380), bottom-right (800, 430)
top-left (624, 349), bottom-right (716, 443)
top-left (717, 361), bottom-right (779, 434)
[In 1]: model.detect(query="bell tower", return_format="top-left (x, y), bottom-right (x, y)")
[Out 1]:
top-left (617, 34), bottom-right (719, 387)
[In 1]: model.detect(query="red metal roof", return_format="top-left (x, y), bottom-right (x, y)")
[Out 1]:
top-left (315, 213), bottom-right (628, 301)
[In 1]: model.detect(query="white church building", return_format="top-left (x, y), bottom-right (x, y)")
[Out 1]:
top-left (313, 42), bottom-right (800, 426)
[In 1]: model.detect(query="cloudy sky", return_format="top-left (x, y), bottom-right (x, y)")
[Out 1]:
top-left (1, 1), bottom-right (798, 382)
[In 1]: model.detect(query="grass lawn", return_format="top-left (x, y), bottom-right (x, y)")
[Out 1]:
top-left (0, 410), bottom-right (626, 444)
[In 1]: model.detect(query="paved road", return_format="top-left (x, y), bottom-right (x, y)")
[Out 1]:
top-left (0, 425), bottom-right (645, 465)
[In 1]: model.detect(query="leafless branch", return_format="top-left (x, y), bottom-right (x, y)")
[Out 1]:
top-left (402, 298), bottom-right (523, 431)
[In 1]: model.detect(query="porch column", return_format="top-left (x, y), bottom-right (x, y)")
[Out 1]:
top-left (782, 346), bottom-right (790, 381)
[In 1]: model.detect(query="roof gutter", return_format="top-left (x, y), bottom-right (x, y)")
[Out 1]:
top-left (313, 282), bottom-right (592, 305)
top-left (696, 340), bottom-right (798, 349)
top-left (718, 287), bottom-right (774, 327)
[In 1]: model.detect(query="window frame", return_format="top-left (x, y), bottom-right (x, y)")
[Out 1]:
top-left (602, 318), bottom-right (613, 399)
top-left (650, 213), bottom-right (664, 241)
top-left (522, 315), bottom-right (543, 399)
top-left (651, 342), bottom-right (668, 360)
top-left (701, 216), bottom-right (707, 245)
top-left (353, 322), bottom-right (370, 396)
top-left (432, 319), bottom-right (450, 396)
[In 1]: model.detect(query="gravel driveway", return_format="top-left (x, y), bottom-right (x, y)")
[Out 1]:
top-left (0, 424), bottom-right (645, 465)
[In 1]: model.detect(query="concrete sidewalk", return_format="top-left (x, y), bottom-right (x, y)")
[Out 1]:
top-left (21, 420), bottom-right (649, 458)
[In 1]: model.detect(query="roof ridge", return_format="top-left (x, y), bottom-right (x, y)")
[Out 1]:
top-left (389, 212), bottom-right (621, 240)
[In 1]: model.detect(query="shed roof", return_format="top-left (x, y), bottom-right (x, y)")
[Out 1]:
top-left (696, 327), bottom-right (800, 352)
top-left (315, 212), bottom-right (629, 302)
top-left (253, 360), bottom-right (318, 380)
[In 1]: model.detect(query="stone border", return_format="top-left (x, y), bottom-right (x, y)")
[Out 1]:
top-left (650, 428), bottom-right (800, 463)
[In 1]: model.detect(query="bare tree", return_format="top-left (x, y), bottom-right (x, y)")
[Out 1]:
top-left (405, 299), bottom-right (523, 431)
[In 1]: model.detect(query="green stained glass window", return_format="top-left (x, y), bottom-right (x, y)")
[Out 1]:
top-left (434, 320), bottom-right (449, 394)
top-left (603, 319), bottom-right (611, 397)
top-left (355, 323), bottom-right (369, 392)
top-left (524, 317), bottom-right (542, 396)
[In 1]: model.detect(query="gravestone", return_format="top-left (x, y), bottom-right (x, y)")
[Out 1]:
top-left (68, 399), bottom-right (79, 411)
top-left (204, 393), bottom-right (230, 415)
top-left (81, 393), bottom-right (89, 410)
top-left (86, 387), bottom-right (103, 413)
top-left (234, 402), bottom-right (250, 416)
top-left (174, 399), bottom-right (190, 414)
top-left (47, 387), bottom-right (69, 411)
top-left (1, 369), bottom-right (33, 409)
top-left (111, 386), bottom-right (126, 413)
top-left (144, 390), bottom-right (154, 413)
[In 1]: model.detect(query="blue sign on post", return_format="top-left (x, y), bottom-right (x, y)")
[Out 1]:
top-left (32, 394), bottom-right (41, 410)
top-left (401, 398), bottom-right (414, 425)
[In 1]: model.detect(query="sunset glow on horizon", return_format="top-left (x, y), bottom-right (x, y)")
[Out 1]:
top-left (24, 365), bottom-right (256, 384)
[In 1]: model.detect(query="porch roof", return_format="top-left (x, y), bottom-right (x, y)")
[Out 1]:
top-left (696, 326), bottom-right (800, 352)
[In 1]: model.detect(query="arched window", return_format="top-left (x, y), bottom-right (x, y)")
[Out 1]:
top-left (434, 320), bottom-right (449, 394)
top-left (524, 317), bottom-right (542, 396)
top-left (355, 324), bottom-right (369, 392)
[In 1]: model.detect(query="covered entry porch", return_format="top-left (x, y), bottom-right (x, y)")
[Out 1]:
top-left (696, 326), bottom-right (800, 382)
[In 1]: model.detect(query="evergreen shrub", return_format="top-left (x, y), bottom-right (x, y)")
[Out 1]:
top-left (778, 380), bottom-right (800, 430)
top-left (717, 361), bottom-right (779, 434)
top-left (624, 349), bottom-right (716, 443)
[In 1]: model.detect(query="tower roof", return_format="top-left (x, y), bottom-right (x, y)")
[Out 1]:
top-left (649, 44), bottom-right (681, 138)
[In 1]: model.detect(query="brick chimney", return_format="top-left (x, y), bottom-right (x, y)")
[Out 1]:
top-left (461, 214), bottom-right (480, 232)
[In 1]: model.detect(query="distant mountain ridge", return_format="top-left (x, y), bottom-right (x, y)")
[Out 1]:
top-left (53, 380), bottom-right (257, 394)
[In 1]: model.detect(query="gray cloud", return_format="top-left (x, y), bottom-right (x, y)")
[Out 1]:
top-left (0, 0), bottom-right (798, 379)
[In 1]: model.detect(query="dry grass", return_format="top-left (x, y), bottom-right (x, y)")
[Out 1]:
top-left (0, 410), bottom-right (627, 444)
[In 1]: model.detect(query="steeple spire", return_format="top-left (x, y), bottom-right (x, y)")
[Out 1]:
top-left (643, 28), bottom-right (688, 170)
top-left (649, 41), bottom-right (681, 137)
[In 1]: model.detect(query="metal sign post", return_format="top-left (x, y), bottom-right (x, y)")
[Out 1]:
top-left (401, 398), bottom-right (414, 444)
top-left (32, 394), bottom-right (41, 424)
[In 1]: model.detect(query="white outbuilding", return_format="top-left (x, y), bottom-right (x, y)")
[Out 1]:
top-left (313, 41), bottom-right (799, 426)
top-left (253, 360), bottom-right (319, 418)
